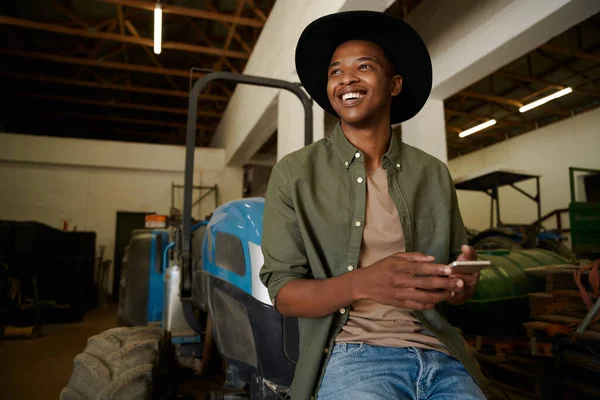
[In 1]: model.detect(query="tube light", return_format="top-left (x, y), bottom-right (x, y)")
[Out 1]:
top-left (519, 87), bottom-right (572, 113)
top-left (153, 4), bottom-right (162, 55)
top-left (459, 119), bottom-right (497, 138)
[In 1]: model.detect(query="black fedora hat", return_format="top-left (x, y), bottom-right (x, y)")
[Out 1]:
top-left (295, 11), bottom-right (432, 124)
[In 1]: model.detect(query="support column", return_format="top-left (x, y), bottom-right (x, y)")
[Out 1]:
top-left (400, 98), bottom-right (448, 163)
top-left (277, 74), bottom-right (325, 161)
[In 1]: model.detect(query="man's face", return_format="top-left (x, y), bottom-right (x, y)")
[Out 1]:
top-left (327, 40), bottom-right (402, 126)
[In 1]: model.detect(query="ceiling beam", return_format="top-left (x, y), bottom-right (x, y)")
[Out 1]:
top-left (444, 108), bottom-right (490, 122)
top-left (540, 43), bottom-right (600, 64)
top-left (189, 20), bottom-right (240, 73)
top-left (1, 122), bottom-right (186, 144)
top-left (11, 92), bottom-right (222, 118)
top-left (49, 0), bottom-right (90, 29)
top-left (116, 4), bottom-right (131, 85)
top-left (444, 108), bottom-right (534, 128)
top-left (200, 0), bottom-right (253, 53)
top-left (498, 71), bottom-right (600, 98)
top-left (4, 108), bottom-right (213, 130)
top-left (0, 15), bottom-right (249, 59)
top-left (0, 48), bottom-right (205, 79)
top-left (458, 90), bottom-right (523, 108)
top-left (519, 86), bottom-right (557, 103)
top-left (449, 40), bottom-right (600, 123)
top-left (94, 16), bottom-right (118, 31)
top-left (124, 19), bottom-right (179, 90)
top-left (214, 0), bottom-right (246, 71)
top-left (246, 0), bottom-right (268, 22)
top-left (97, 0), bottom-right (264, 28)
top-left (76, 20), bottom-right (119, 80)
top-left (537, 49), bottom-right (600, 91)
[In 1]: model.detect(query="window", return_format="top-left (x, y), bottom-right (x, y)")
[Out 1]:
top-left (214, 231), bottom-right (246, 277)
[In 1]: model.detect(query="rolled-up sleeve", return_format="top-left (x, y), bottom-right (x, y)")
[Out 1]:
top-left (260, 165), bottom-right (310, 305)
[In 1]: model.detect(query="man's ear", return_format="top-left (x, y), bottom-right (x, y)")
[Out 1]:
top-left (391, 75), bottom-right (403, 97)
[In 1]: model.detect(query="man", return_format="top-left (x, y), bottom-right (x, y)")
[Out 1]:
top-left (260, 11), bottom-right (488, 400)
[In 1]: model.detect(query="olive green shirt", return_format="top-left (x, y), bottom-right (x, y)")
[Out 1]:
top-left (260, 123), bottom-right (488, 399)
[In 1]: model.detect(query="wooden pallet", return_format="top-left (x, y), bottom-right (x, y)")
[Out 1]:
top-left (535, 314), bottom-right (600, 332)
top-left (525, 264), bottom-right (593, 292)
top-left (529, 290), bottom-right (597, 319)
top-left (524, 320), bottom-right (600, 341)
top-left (477, 353), bottom-right (555, 399)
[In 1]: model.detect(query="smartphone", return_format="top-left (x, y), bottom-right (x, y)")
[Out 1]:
top-left (448, 260), bottom-right (491, 274)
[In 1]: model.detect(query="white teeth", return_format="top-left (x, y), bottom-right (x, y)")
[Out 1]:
top-left (342, 92), bottom-right (364, 101)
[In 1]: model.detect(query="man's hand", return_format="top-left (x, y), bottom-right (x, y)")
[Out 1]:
top-left (355, 252), bottom-right (464, 311)
top-left (446, 245), bottom-right (480, 305)
top-left (457, 244), bottom-right (477, 262)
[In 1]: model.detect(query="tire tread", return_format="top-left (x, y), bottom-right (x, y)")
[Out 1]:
top-left (60, 327), bottom-right (165, 400)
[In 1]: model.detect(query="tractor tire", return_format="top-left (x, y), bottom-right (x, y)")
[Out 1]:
top-left (537, 238), bottom-right (576, 261)
top-left (473, 235), bottom-right (523, 251)
top-left (60, 326), bottom-right (174, 400)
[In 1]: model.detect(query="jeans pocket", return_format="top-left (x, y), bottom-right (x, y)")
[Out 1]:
top-left (328, 343), bottom-right (366, 366)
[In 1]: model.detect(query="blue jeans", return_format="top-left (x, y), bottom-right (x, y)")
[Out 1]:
top-left (318, 343), bottom-right (486, 400)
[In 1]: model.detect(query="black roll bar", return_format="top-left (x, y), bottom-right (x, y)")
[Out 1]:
top-left (181, 71), bottom-right (313, 297)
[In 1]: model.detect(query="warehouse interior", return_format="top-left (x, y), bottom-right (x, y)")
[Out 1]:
top-left (1, 0), bottom-right (600, 399)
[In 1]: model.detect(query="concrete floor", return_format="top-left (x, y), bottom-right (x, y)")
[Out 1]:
top-left (0, 306), bottom-right (224, 400)
top-left (0, 306), bottom-right (119, 399)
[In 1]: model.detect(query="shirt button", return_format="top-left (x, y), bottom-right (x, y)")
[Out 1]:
top-left (355, 221), bottom-right (362, 227)
top-left (355, 152), bottom-right (361, 158)
top-left (396, 163), bottom-right (401, 168)
top-left (324, 347), bottom-right (329, 354)
top-left (357, 177), bottom-right (363, 183)
top-left (344, 161), bottom-right (349, 167)
top-left (340, 308), bottom-right (346, 314)
top-left (347, 265), bottom-right (354, 271)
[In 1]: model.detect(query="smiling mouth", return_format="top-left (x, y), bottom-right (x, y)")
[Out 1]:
top-left (339, 91), bottom-right (367, 105)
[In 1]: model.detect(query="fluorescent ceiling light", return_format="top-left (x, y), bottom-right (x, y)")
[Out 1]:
top-left (459, 119), bottom-right (497, 138)
top-left (154, 4), bottom-right (162, 55)
top-left (519, 87), bottom-right (572, 113)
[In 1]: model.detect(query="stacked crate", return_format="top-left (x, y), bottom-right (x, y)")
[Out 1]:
top-left (0, 221), bottom-right (96, 324)
top-left (524, 263), bottom-right (600, 399)
top-left (525, 264), bottom-right (600, 341)
top-left (470, 263), bottom-right (600, 399)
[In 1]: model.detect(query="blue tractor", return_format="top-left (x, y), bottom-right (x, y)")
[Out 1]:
top-left (193, 198), bottom-right (299, 398)
top-left (60, 72), bottom-right (312, 400)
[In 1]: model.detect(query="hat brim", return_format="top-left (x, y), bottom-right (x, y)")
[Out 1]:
top-left (295, 11), bottom-right (432, 125)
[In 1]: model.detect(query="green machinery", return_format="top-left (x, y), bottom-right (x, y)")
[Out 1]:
top-left (444, 248), bottom-right (570, 335)
top-left (569, 167), bottom-right (600, 260)
top-left (445, 167), bottom-right (600, 336)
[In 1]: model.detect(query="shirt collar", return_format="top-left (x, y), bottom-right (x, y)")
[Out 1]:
top-left (330, 122), bottom-right (403, 170)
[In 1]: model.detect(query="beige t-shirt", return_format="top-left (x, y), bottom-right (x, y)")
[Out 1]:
top-left (336, 167), bottom-right (447, 353)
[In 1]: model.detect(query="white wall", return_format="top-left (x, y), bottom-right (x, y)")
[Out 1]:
top-left (0, 133), bottom-right (243, 292)
top-left (277, 73), bottom-right (326, 161)
top-left (401, 98), bottom-right (448, 163)
top-left (448, 107), bottom-right (600, 235)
